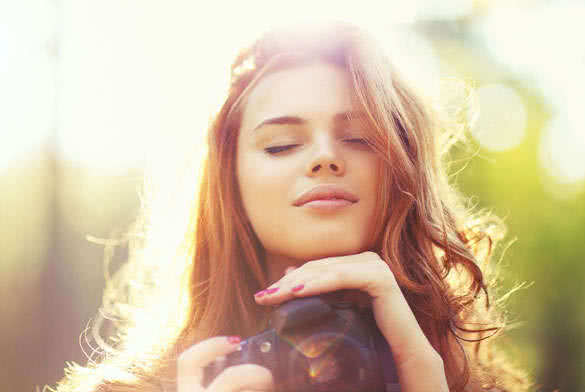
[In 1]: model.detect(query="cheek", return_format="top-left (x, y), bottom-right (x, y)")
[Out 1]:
top-left (238, 168), bottom-right (295, 252)
top-left (359, 157), bottom-right (383, 220)
top-left (239, 155), bottom-right (282, 193)
top-left (237, 153), bottom-right (291, 222)
top-left (360, 156), bottom-right (382, 191)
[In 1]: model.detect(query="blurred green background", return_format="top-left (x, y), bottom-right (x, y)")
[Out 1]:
top-left (1, 1), bottom-right (583, 391)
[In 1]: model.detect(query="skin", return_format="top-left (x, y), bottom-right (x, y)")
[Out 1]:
top-left (178, 62), bottom-right (449, 391)
top-left (236, 61), bottom-right (382, 284)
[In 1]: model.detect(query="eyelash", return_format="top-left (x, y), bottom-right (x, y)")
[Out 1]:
top-left (264, 138), bottom-right (369, 155)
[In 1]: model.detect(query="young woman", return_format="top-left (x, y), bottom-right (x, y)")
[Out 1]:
top-left (49, 21), bottom-right (532, 392)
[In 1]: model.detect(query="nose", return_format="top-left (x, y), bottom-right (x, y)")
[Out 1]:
top-left (306, 134), bottom-right (345, 177)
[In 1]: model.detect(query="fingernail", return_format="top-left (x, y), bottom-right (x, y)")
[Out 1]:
top-left (254, 290), bottom-right (266, 298)
top-left (292, 284), bottom-right (304, 292)
top-left (265, 287), bottom-right (279, 295)
top-left (227, 336), bottom-right (241, 344)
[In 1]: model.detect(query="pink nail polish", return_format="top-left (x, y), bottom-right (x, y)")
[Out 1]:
top-left (227, 336), bottom-right (241, 344)
top-left (265, 287), bottom-right (279, 294)
top-left (292, 284), bottom-right (304, 292)
top-left (254, 290), bottom-right (266, 298)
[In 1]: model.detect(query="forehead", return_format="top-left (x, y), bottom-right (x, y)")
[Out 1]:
top-left (240, 62), bottom-right (360, 133)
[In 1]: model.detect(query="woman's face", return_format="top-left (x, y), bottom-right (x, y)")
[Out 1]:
top-left (236, 62), bottom-right (382, 268)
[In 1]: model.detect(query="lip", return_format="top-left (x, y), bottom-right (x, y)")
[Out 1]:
top-left (293, 184), bottom-right (359, 207)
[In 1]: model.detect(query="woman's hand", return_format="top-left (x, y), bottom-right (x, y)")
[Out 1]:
top-left (177, 336), bottom-right (274, 392)
top-left (254, 251), bottom-right (449, 392)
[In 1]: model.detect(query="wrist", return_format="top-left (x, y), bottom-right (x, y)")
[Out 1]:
top-left (395, 350), bottom-right (449, 392)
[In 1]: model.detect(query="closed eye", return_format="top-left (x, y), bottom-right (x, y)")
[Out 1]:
top-left (344, 138), bottom-right (368, 144)
top-left (264, 139), bottom-right (370, 155)
top-left (264, 144), bottom-right (299, 154)
top-left (344, 138), bottom-right (372, 149)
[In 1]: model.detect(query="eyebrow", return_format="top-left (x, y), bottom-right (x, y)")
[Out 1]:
top-left (251, 111), bottom-right (366, 132)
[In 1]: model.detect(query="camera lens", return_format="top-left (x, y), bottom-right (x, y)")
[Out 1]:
top-left (290, 332), bottom-right (367, 392)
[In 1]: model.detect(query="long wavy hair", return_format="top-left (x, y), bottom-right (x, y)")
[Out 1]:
top-left (47, 20), bottom-right (532, 392)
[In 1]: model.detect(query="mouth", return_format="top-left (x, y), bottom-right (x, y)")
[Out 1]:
top-left (301, 199), bottom-right (355, 207)
top-left (293, 184), bottom-right (359, 207)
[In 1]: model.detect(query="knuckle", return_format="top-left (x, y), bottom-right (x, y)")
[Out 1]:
top-left (177, 336), bottom-right (232, 366)
top-left (215, 364), bottom-right (273, 390)
top-left (362, 251), bottom-right (380, 261)
top-left (306, 259), bottom-right (321, 268)
top-left (333, 268), bottom-right (346, 282)
top-left (375, 258), bottom-right (391, 273)
top-left (222, 363), bottom-right (266, 377)
top-left (220, 365), bottom-right (240, 379)
top-left (177, 344), bottom-right (201, 365)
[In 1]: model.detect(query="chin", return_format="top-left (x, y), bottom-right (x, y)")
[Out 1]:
top-left (292, 243), bottom-right (365, 261)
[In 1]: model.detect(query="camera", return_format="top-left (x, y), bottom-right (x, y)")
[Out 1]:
top-left (202, 293), bottom-right (400, 392)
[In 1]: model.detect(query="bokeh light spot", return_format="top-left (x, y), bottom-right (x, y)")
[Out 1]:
top-left (471, 83), bottom-right (526, 152)
top-left (539, 115), bottom-right (585, 185)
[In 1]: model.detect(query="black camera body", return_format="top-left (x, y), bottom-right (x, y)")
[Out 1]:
top-left (202, 294), bottom-right (400, 392)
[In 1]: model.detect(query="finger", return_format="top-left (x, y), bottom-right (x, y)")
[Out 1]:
top-left (284, 266), bottom-right (296, 275)
top-left (207, 364), bottom-right (274, 392)
top-left (257, 252), bottom-right (384, 297)
top-left (177, 336), bottom-right (242, 392)
top-left (255, 260), bottom-right (393, 306)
